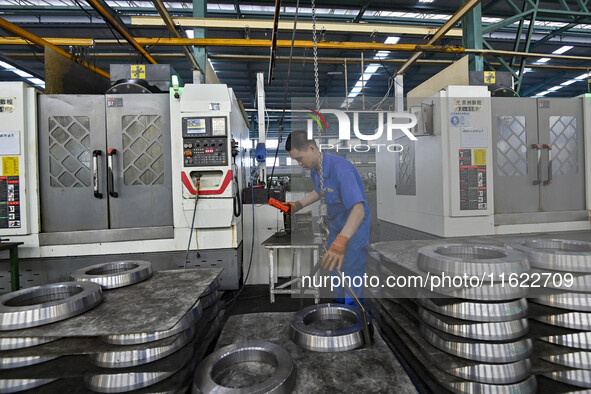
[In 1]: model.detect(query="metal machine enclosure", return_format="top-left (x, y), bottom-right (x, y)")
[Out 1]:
top-left (377, 85), bottom-right (590, 237)
top-left (0, 81), bottom-right (249, 291)
top-left (170, 84), bottom-right (250, 289)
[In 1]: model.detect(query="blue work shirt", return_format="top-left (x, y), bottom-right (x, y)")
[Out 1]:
top-left (310, 152), bottom-right (370, 249)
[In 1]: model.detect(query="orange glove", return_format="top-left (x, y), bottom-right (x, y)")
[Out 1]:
top-left (287, 201), bottom-right (303, 216)
top-left (321, 234), bottom-right (349, 271)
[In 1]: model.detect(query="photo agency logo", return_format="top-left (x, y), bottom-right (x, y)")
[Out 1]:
top-left (305, 109), bottom-right (418, 152)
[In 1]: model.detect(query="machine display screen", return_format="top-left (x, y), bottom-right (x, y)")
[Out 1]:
top-left (205, 148), bottom-right (214, 154)
top-left (186, 118), bottom-right (206, 133)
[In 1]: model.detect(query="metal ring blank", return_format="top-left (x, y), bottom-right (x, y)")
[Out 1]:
top-left (420, 324), bottom-right (533, 363)
top-left (289, 303), bottom-right (367, 352)
top-left (534, 311), bottom-right (591, 331)
top-left (0, 336), bottom-right (60, 351)
top-left (417, 298), bottom-right (528, 322)
top-left (417, 244), bottom-right (529, 277)
top-left (101, 300), bottom-right (203, 345)
top-left (543, 370), bottom-right (591, 388)
top-left (0, 355), bottom-right (58, 370)
top-left (86, 345), bottom-right (194, 393)
top-left (531, 293), bottom-right (591, 312)
top-left (505, 238), bottom-right (591, 273)
top-left (0, 282), bottom-right (103, 331)
top-left (540, 332), bottom-right (591, 350)
top-left (543, 351), bottom-right (591, 370)
top-left (0, 378), bottom-right (57, 393)
top-left (71, 260), bottom-right (152, 289)
top-left (446, 359), bottom-right (532, 385)
top-left (441, 375), bottom-right (537, 394)
top-left (429, 278), bottom-right (527, 301)
top-left (91, 325), bottom-right (195, 368)
top-left (193, 340), bottom-right (295, 394)
top-left (419, 307), bottom-right (529, 341)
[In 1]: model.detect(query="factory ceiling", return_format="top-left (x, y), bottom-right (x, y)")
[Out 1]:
top-left (1, 0), bottom-right (591, 136)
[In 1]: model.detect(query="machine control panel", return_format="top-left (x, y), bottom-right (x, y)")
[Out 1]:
top-left (182, 116), bottom-right (228, 167)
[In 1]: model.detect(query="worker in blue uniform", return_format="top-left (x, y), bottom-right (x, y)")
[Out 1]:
top-left (285, 130), bottom-right (371, 304)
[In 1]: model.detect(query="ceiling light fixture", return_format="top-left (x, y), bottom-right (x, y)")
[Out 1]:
top-left (552, 45), bottom-right (573, 54)
top-left (560, 79), bottom-right (578, 86)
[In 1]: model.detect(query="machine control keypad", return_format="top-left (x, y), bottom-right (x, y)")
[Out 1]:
top-left (183, 138), bottom-right (227, 167)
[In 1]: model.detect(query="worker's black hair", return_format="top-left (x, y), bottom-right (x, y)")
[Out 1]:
top-left (285, 130), bottom-right (317, 152)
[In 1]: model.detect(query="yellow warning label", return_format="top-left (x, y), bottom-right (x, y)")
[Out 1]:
top-left (2, 156), bottom-right (19, 176)
top-left (130, 65), bottom-right (146, 79)
top-left (474, 149), bottom-right (487, 166)
top-left (484, 71), bottom-right (496, 84)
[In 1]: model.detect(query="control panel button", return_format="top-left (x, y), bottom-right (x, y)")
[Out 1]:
top-left (184, 150), bottom-right (193, 157)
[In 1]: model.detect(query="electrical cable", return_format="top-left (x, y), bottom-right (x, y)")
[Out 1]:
top-left (184, 177), bottom-right (200, 269)
top-left (267, 0), bottom-right (299, 198)
top-left (74, 0), bottom-right (124, 46)
top-left (225, 173), bottom-right (257, 309)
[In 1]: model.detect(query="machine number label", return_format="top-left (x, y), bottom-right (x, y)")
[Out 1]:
top-left (459, 149), bottom-right (487, 211)
top-left (107, 97), bottom-right (123, 107)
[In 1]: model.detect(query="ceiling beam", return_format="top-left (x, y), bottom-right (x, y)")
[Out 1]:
top-left (268, 0), bottom-right (281, 84)
top-left (0, 16), bottom-right (109, 78)
top-left (84, 0), bottom-right (156, 63)
top-left (353, 0), bottom-right (371, 23)
top-left (234, 0), bottom-right (242, 18)
top-left (396, 0), bottom-right (482, 76)
top-left (151, 0), bottom-right (202, 72)
top-left (130, 16), bottom-right (463, 37)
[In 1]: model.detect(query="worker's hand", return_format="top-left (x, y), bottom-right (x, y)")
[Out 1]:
top-left (287, 201), bottom-right (303, 216)
top-left (321, 235), bottom-right (349, 271)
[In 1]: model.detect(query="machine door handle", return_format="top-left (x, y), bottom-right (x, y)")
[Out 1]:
top-left (543, 144), bottom-right (553, 185)
top-left (92, 150), bottom-right (103, 199)
top-left (531, 144), bottom-right (542, 185)
top-left (107, 148), bottom-right (118, 198)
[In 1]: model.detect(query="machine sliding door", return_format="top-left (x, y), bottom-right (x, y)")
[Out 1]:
top-left (105, 94), bottom-right (173, 229)
top-left (537, 98), bottom-right (585, 212)
top-left (491, 97), bottom-right (585, 222)
top-left (38, 95), bottom-right (107, 232)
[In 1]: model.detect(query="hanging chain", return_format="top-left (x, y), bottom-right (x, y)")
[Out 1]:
top-left (311, 0), bottom-right (320, 112)
top-left (311, 0), bottom-right (328, 244)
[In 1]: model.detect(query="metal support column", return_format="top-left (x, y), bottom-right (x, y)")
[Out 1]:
top-left (193, 0), bottom-right (207, 80)
top-left (462, 2), bottom-right (483, 71)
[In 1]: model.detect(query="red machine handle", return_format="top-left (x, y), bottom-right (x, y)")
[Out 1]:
top-left (268, 198), bottom-right (290, 213)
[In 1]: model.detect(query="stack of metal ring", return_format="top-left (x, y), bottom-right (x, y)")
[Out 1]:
top-left (507, 238), bottom-right (591, 389)
top-left (416, 243), bottom-right (536, 393)
top-left (289, 303), bottom-right (370, 352)
top-left (84, 273), bottom-right (223, 393)
top-left (0, 281), bottom-right (103, 392)
top-left (0, 263), bottom-right (223, 393)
